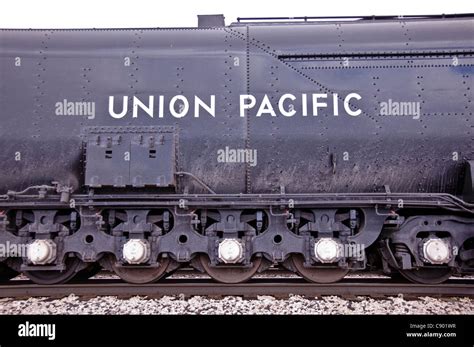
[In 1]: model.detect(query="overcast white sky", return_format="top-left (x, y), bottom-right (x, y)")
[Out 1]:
top-left (0, 0), bottom-right (472, 28)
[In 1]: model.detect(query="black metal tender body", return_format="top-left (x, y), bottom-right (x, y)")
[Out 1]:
top-left (0, 14), bottom-right (473, 285)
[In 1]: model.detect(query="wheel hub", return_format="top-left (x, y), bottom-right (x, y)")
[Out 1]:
top-left (27, 240), bottom-right (57, 265)
top-left (218, 239), bottom-right (244, 264)
top-left (422, 238), bottom-right (451, 264)
top-left (314, 238), bottom-right (341, 263)
top-left (122, 239), bottom-right (150, 264)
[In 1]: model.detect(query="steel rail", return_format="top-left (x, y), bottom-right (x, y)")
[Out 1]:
top-left (0, 278), bottom-right (472, 299)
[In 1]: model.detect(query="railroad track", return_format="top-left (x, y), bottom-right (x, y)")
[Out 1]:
top-left (0, 278), bottom-right (472, 299)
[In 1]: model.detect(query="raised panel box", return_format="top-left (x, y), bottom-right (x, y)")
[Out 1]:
top-left (84, 126), bottom-right (176, 188)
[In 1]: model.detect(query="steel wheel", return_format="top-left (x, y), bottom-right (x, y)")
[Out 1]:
top-left (199, 254), bottom-right (262, 283)
top-left (399, 267), bottom-right (453, 284)
top-left (107, 255), bottom-right (171, 284)
top-left (24, 258), bottom-right (82, 285)
top-left (291, 255), bottom-right (349, 283)
top-left (0, 263), bottom-right (18, 282)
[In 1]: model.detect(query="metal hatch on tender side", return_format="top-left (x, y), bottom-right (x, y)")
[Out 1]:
top-left (83, 126), bottom-right (176, 188)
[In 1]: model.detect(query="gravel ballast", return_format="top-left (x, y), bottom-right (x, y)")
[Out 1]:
top-left (0, 294), bottom-right (472, 315)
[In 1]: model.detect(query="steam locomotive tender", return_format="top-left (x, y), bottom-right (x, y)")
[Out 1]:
top-left (0, 14), bottom-right (473, 285)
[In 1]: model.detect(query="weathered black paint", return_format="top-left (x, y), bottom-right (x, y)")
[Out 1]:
top-left (0, 16), bottom-right (473, 196)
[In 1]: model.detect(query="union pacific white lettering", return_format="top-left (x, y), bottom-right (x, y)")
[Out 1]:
top-left (109, 95), bottom-right (216, 119)
top-left (108, 93), bottom-right (362, 119)
top-left (240, 93), bottom-right (362, 117)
